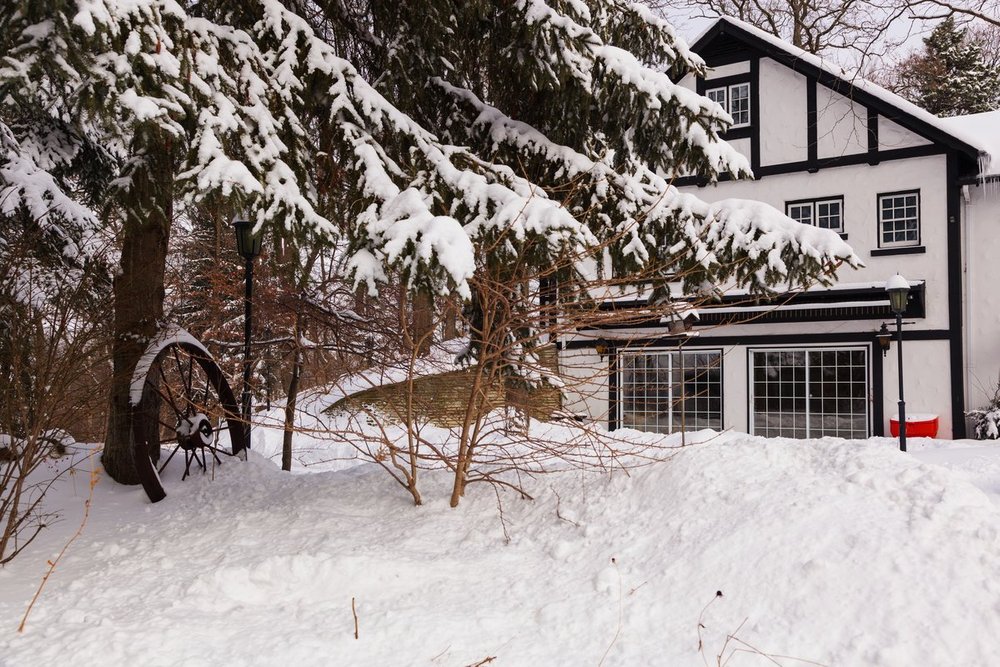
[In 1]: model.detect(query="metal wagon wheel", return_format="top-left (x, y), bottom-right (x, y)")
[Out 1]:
top-left (131, 326), bottom-right (246, 503)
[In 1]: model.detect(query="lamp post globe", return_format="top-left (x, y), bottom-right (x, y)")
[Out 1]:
top-left (885, 274), bottom-right (910, 452)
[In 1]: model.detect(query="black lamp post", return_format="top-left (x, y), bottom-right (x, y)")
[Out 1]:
top-left (886, 274), bottom-right (910, 452)
top-left (234, 218), bottom-right (263, 453)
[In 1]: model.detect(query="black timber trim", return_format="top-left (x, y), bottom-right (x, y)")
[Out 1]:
top-left (867, 109), bottom-right (879, 164)
top-left (947, 152), bottom-right (967, 437)
top-left (871, 246), bottom-right (926, 257)
top-left (674, 144), bottom-right (945, 186)
top-left (807, 78), bottom-right (818, 169)
top-left (872, 344), bottom-right (885, 436)
top-left (560, 327), bottom-right (951, 351)
top-left (608, 350), bottom-right (619, 431)
top-left (688, 19), bottom-right (982, 162)
top-left (581, 283), bottom-right (926, 328)
top-left (749, 58), bottom-right (760, 173)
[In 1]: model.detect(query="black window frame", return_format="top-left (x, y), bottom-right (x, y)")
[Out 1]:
top-left (705, 78), bottom-right (752, 130)
top-left (877, 190), bottom-right (921, 249)
top-left (785, 196), bottom-right (845, 235)
top-left (617, 348), bottom-right (724, 434)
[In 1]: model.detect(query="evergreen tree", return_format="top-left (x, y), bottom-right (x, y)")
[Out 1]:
top-left (898, 17), bottom-right (1000, 116)
top-left (1, 0), bottom-right (858, 484)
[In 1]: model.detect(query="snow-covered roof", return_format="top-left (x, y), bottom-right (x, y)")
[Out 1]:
top-left (692, 16), bottom-right (996, 175)
top-left (939, 111), bottom-right (1000, 178)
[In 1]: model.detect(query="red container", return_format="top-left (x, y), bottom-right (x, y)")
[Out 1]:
top-left (890, 413), bottom-right (939, 438)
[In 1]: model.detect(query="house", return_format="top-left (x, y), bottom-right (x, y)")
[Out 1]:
top-left (558, 16), bottom-right (1000, 440)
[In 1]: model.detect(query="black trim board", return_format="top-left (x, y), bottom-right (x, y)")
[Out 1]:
top-left (947, 152), bottom-right (967, 437)
top-left (674, 144), bottom-right (946, 187)
top-left (608, 351), bottom-right (619, 431)
top-left (561, 328), bottom-right (952, 351)
top-left (749, 57), bottom-right (760, 173)
top-left (872, 345), bottom-right (885, 436)
top-left (807, 78), bottom-right (818, 168)
top-left (867, 109), bottom-right (879, 164)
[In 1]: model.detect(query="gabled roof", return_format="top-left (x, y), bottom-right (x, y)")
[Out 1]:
top-left (690, 16), bottom-right (993, 173)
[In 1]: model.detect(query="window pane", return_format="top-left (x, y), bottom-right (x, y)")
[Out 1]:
top-left (787, 203), bottom-right (813, 225)
top-left (707, 88), bottom-right (727, 107)
top-left (729, 83), bottom-right (750, 126)
top-left (879, 192), bottom-right (919, 247)
top-left (620, 350), bottom-right (722, 433)
top-left (752, 348), bottom-right (869, 438)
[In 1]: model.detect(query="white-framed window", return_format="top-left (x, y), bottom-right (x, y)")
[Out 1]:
top-left (878, 191), bottom-right (920, 247)
top-left (706, 82), bottom-right (751, 128)
top-left (785, 197), bottom-right (844, 233)
top-left (619, 349), bottom-right (722, 433)
top-left (749, 347), bottom-right (869, 439)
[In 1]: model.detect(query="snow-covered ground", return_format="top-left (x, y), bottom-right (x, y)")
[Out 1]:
top-left (2, 423), bottom-right (1000, 666)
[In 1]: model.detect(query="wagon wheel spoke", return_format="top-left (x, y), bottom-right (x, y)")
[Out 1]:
top-left (156, 365), bottom-right (183, 416)
top-left (158, 444), bottom-right (183, 474)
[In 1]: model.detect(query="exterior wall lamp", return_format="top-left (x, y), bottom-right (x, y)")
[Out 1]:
top-left (875, 322), bottom-right (892, 358)
top-left (234, 218), bottom-right (263, 453)
top-left (885, 274), bottom-right (911, 452)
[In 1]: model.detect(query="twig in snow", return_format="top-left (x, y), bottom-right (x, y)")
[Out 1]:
top-left (552, 488), bottom-right (581, 528)
top-left (493, 485), bottom-right (511, 545)
top-left (598, 557), bottom-right (624, 667)
top-left (463, 657), bottom-right (496, 667)
top-left (351, 596), bottom-right (359, 639)
top-left (18, 451), bottom-right (99, 633)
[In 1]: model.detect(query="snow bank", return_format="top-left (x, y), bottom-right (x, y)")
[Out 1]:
top-left (3, 434), bottom-right (1000, 665)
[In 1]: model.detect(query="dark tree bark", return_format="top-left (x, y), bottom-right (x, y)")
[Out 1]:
top-left (102, 142), bottom-right (172, 484)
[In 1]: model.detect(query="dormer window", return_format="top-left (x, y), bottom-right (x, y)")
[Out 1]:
top-left (706, 82), bottom-right (751, 128)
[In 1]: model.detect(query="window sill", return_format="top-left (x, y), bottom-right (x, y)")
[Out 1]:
top-left (870, 245), bottom-right (925, 257)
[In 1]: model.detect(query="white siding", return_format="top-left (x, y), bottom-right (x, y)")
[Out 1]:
top-left (817, 87), bottom-right (868, 159)
top-left (879, 117), bottom-right (933, 151)
top-left (706, 62), bottom-right (750, 79)
top-left (558, 348), bottom-right (610, 424)
top-left (758, 57), bottom-right (808, 166)
top-left (963, 186), bottom-right (1000, 421)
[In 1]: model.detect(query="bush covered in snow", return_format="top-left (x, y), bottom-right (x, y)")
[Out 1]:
top-left (967, 382), bottom-right (1000, 439)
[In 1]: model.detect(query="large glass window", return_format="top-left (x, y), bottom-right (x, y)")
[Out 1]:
top-left (750, 348), bottom-right (869, 439)
top-left (620, 349), bottom-right (722, 433)
top-left (879, 191), bottom-right (920, 247)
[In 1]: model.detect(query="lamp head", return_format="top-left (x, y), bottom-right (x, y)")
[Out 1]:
top-left (885, 274), bottom-right (910, 316)
top-left (234, 218), bottom-right (263, 261)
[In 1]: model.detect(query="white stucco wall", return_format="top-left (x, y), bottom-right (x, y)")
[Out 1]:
top-left (963, 184), bottom-right (1000, 418)
top-left (758, 58), bottom-right (808, 166)
top-left (559, 348), bottom-right (610, 424)
top-left (879, 117), bottom-right (932, 151)
top-left (706, 62), bottom-right (750, 78)
top-left (816, 88), bottom-right (868, 159)
top-left (688, 155), bottom-right (951, 328)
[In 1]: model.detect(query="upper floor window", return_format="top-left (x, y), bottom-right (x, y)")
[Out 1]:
top-left (878, 191), bottom-right (920, 247)
top-left (786, 196), bottom-right (844, 234)
top-left (706, 82), bottom-right (751, 128)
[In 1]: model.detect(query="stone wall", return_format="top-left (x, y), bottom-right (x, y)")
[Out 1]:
top-left (326, 347), bottom-right (562, 427)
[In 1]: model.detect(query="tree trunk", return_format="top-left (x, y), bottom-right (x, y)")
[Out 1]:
top-left (411, 287), bottom-right (434, 356)
top-left (282, 313), bottom-right (305, 472)
top-left (102, 144), bottom-right (172, 485)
